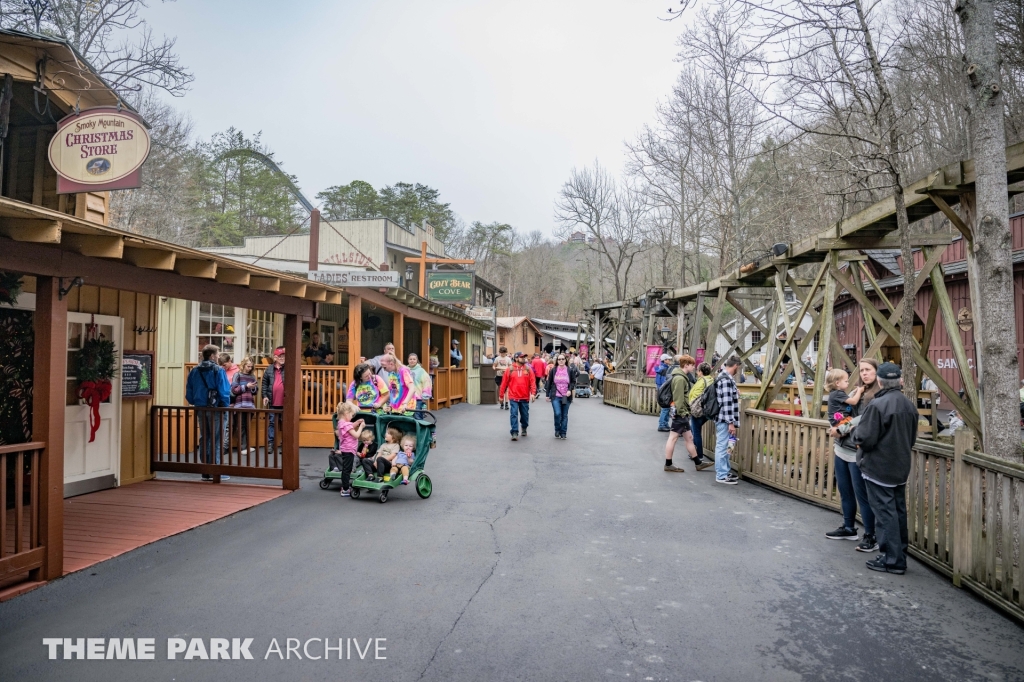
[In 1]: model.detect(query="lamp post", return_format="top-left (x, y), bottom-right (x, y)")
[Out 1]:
top-left (659, 324), bottom-right (672, 353)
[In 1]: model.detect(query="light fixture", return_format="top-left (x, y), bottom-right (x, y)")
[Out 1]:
top-left (659, 325), bottom-right (671, 342)
top-left (771, 243), bottom-right (790, 258)
top-left (58, 276), bottom-right (83, 300)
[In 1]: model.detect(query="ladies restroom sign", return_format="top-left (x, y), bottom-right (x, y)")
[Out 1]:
top-left (48, 107), bottom-right (151, 193)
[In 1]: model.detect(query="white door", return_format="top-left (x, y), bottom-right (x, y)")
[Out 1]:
top-left (64, 313), bottom-right (122, 497)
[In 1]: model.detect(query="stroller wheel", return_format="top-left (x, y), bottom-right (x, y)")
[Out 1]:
top-left (350, 487), bottom-right (361, 499)
top-left (319, 478), bottom-right (331, 490)
top-left (378, 489), bottom-right (389, 504)
top-left (416, 473), bottom-right (432, 499)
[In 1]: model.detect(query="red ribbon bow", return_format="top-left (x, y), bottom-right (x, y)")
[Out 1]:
top-left (79, 379), bottom-right (112, 443)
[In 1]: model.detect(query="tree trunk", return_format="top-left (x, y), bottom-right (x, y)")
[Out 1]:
top-left (956, 0), bottom-right (1019, 460)
top-left (894, 186), bottom-right (918, 402)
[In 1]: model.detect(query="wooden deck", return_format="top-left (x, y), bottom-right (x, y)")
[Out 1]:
top-left (0, 480), bottom-right (288, 600)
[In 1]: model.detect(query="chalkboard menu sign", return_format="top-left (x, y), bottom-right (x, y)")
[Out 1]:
top-left (121, 351), bottom-right (155, 400)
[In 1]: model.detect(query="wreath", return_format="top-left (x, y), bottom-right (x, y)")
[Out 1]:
top-left (78, 337), bottom-right (117, 442)
top-left (0, 271), bottom-right (23, 306)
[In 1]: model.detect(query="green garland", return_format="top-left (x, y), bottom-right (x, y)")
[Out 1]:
top-left (78, 337), bottom-right (117, 382)
top-left (0, 271), bottom-right (23, 306)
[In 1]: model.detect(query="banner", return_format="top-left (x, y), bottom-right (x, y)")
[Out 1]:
top-left (49, 107), bottom-right (151, 193)
top-left (426, 271), bottom-right (474, 302)
top-left (645, 345), bottom-right (663, 378)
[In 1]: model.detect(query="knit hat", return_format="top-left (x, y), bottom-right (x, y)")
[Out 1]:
top-left (878, 362), bottom-right (901, 379)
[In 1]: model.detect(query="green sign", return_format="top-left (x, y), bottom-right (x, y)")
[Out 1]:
top-left (426, 271), bottom-right (475, 302)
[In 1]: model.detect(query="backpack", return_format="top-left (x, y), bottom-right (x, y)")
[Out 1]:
top-left (656, 377), bottom-right (675, 409)
top-left (689, 377), bottom-right (709, 418)
top-left (200, 368), bottom-right (220, 407)
top-left (697, 376), bottom-right (722, 420)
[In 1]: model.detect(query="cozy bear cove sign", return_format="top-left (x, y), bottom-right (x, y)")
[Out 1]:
top-left (48, 107), bottom-right (151, 194)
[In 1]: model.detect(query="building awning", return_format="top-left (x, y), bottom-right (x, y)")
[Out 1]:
top-left (384, 288), bottom-right (491, 330)
top-left (0, 196), bottom-right (344, 315)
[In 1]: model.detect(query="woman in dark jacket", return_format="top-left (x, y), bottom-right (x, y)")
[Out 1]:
top-left (544, 353), bottom-right (579, 439)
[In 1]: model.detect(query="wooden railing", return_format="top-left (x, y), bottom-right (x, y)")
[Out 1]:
top-left (0, 441), bottom-right (44, 583)
top-left (151, 406), bottom-right (284, 480)
top-left (430, 368), bottom-right (450, 410)
top-left (449, 367), bottom-right (467, 404)
top-left (299, 366), bottom-right (348, 418)
top-left (722, 407), bottom-right (1024, 623)
top-left (601, 374), bottom-right (658, 415)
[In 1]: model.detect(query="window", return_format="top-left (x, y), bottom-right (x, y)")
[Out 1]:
top-left (499, 331), bottom-right (505, 344)
top-left (522, 324), bottom-right (528, 344)
top-left (750, 329), bottom-right (762, 348)
top-left (247, 309), bottom-right (278, 365)
top-left (197, 303), bottom-right (235, 359)
top-left (813, 331), bottom-right (820, 352)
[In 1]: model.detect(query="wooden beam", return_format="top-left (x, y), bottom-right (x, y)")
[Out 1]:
top-left (926, 192), bottom-right (973, 242)
top-left (774, 265), bottom-right (809, 415)
top-left (816, 233), bottom-right (954, 251)
top-left (926, 252), bottom-right (981, 412)
top-left (122, 246), bottom-right (175, 271)
top-left (215, 268), bottom-right (250, 286)
top-left (303, 285), bottom-right (327, 302)
top-left (282, 314), bottom-right (301, 491)
top-left (829, 263), bottom-right (982, 434)
top-left (0, 218), bottom-right (61, 243)
top-left (812, 252), bottom-right (839, 412)
top-left (61, 233), bottom-right (123, 259)
top-left (248, 276), bottom-right (281, 292)
top-left (278, 280), bottom-right (306, 298)
top-left (324, 291), bottom-right (342, 305)
top-left (174, 259), bottom-right (217, 279)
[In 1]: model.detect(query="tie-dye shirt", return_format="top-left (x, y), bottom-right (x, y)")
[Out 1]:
top-left (347, 375), bottom-right (389, 409)
top-left (387, 366), bottom-right (416, 412)
top-left (409, 364), bottom-right (432, 399)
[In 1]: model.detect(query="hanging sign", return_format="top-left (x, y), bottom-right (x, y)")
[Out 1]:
top-left (308, 269), bottom-right (401, 287)
top-left (48, 107), bottom-right (151, 194)
top-left (645, 345), bottom-right (663, 377)
top-left (426, 271), bottom-right (474, 302)
top-left (121, 351), bottom-right (155, 400)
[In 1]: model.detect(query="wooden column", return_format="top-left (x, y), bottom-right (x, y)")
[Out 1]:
top-left (33, 276), bottom-right (67, 580)
top-left (442, 326), bottom-right (451, 368)
top-left (282, 314), bottom-right (301, 491)
top-left (811, 253), bottom-right (839, 413)
top-left (394, 312), bottom-right (404, 361)
top-left (347, 293), bottom-right (362, 372)
top-left (420, 319), bottom-right (430, 366)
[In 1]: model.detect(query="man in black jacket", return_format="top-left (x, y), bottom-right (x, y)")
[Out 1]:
top-left (852, 362), bottom-right (918, 574)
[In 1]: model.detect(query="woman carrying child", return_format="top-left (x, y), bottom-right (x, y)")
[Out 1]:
top-left (347, 362), bottom-right (390, 411)
top-left (228, 356), bottom-right (259, 457)
top-left (824, 360), bottom-right (880, 552)
top-left (334, 401), bottom-right (365, 498)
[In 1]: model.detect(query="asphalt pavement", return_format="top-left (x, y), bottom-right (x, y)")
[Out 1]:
top-left (1, 398), bottom-right (1023, 681)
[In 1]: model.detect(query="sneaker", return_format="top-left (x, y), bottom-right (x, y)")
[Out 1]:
top-left (340, 489), bottom-right (351, 497)
top-left (856, 535), bottom-right (879, 553)
top-left (865, 556), bottom-right (905, 574)
top-left (521, 429), bottom-right (527, 437)
top-left (220, 475), bottom-right (230, 481)
top-left (825, 526), bottom-right (859, 540)
top-left (657, 427), bottom-right (671, 432)
top-left (693, 459), bottom-right (713, 472)
top-left (201, 474), bottom-right (212, 481)
top-left (402, 479), bottom-right (409, 485)
top-left (726, 472), bottom-right (739, 481)
top-left (511, 434), bottom-right (518, 441)
top-left (664, 464), bottom-right (685, 472)
top-left (331, 467), bottom-right (340, 472)
top-left (715, 477), bottom-right (738, 485)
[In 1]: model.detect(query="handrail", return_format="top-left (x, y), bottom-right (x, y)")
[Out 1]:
top-left (744, 408), bottom-right (829, 427)
top-left (0, 441), bottom-right (45, 455)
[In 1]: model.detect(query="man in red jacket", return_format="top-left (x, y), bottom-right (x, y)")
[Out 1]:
top-left (530, 353), bottom-right (548, 397)
top-left (499, 352), bottom-right (536, 440)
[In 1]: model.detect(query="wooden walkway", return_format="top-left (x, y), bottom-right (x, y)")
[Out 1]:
top-left (61, 480), bottom-right (289, 574)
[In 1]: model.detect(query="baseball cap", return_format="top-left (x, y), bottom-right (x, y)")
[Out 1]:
top-left (878, 362), bottom-right (901, 379)
top-left (513, 351), bottom-right (526, 359)
top-left (661, 353), bottom-right (671, 361)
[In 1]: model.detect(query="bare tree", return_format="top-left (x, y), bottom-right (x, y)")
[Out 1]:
top-left (956, 0), bottom-right (1019, 459)
top-left (2, 0), bottom-right (194, 97)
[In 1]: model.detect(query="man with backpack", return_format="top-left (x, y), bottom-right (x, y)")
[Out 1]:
top-left (185, 344), bottom-right (231, 481)
top-left (713, 356), bottom-right (742, 485)
top-left (661, 355), bottom-right (713, 473)
top-left (655, 354), bottom-right (674, 432)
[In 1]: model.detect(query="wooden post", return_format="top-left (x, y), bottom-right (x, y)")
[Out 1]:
top-left (308, 209), bottom-right (320, 272)
top-left (689, 294), bottom-right (705, 356)
top-left (705, 287), bottom-right (729, 369)
top-left (347, 293), bottom-right (362, 372)
top-left (418, 241), bottom-right (427, 297)
top-left (394, 311), bottom-right (404, 361)
top-left (33, 276), bottom-right (67, 580)
top-left (282, 314), bottom-right (302, 491)
top-left (442, 326), bottom-right (451, 368)
top-left (811, 254), bottom-right (838, 416)
top-left (952, 427), bottom-right (974, 587)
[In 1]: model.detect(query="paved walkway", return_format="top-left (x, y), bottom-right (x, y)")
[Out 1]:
top-left (1, 399), bottom-right (1022, 681)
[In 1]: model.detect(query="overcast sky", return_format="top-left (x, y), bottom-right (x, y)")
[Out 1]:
top-left (145, 0), bottom-right (684, 235)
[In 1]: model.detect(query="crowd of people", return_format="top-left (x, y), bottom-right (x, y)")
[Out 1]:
top-left (491, 346), bottom-right (608, 441)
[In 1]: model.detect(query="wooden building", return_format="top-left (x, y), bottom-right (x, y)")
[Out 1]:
top-left (495, 316), bottom-right (543, 357)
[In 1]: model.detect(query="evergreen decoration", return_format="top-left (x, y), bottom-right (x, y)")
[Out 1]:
top-left (0, 271), bottom-right (23, 306)
top-left (78, 337), bottom-right (118, 382)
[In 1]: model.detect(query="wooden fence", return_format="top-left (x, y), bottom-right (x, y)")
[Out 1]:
top-left (602, 374), bottom-right (659, 414)
top-left (151, 406), bottom-right (284, 480)
top-left (0, 441), bottom-right (44, 584)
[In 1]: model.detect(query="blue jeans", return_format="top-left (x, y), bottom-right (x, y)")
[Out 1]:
top-left (197, 410), bottom-right (223, 465)
top-left (833, 455), bottom-right (876, 535)
top-left (551, 397), bottom-right (570, 436)
top-left (691, 415), bottom-right (707, 459)
top-left (658, 406), bottom-right (671, 430)
top-left (267, 410), bottom-right (283, 452)
top-left (714, 421), bottom-right (732, 480)
top-left (415, 399), bottom-right (427, 420)
top-left (509, 400), bottom-right (530, 435)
